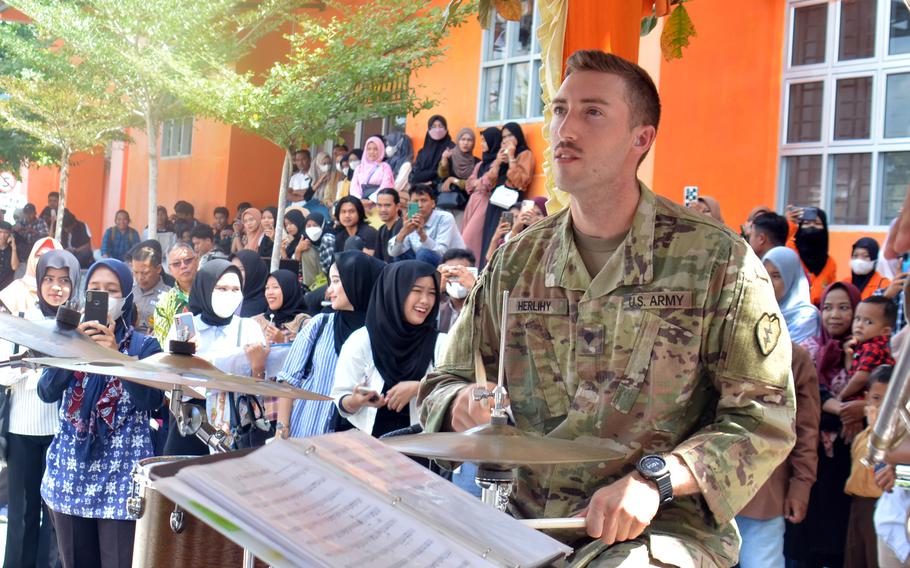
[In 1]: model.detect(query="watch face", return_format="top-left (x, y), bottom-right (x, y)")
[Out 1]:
top-left (640, 456), bottom-right (666, 474)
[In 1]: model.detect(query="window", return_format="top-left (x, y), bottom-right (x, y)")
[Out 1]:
top-left (478, 0), bottom-right (543, 124)
top-left (161, 117), bottom-right (193, 158)
top-left (781, 0), bottom-right (910, 226)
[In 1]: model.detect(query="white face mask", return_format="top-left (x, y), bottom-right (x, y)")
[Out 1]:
top-left (335, 162), bottom-right (344, 173)
top-left (211, 290), bottom-right (243, 319)
top-left (851, 258), bottom-right (875, 276)
top-left (446, 282), bottom-right (468, 299)
top-left (305, 227), bottom-right (323, 241)
top-left (385, 145), bottom-right (397, 158)
top-left (318, 163), bottom-right (330, 173)
top-left (109, 295), bottom-right (129, 321)
top-left (349, 159), bottom-right (361, 170)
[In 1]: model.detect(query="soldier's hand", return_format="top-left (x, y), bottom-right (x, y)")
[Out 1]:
top-left (447, 382), bottom-right (499, 431)
top-left (785, 498), bottom-right (807, 523)
top-left (579, 473), bottom-right (660, 546)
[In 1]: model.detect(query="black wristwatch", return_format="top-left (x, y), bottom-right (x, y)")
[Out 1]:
top-left (636, 454), bottom-right (673, 505)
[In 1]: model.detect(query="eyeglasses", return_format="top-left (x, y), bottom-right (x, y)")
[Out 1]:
top-left (169, 257), bottom-right (196, 269)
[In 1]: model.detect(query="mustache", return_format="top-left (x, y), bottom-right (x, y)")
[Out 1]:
top-left (554, 141), bottom-right (582, 154)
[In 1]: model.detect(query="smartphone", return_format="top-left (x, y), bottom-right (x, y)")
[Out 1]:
top-left (520, 200), bottom-right (535, 213)
top-left (407, 202), bottom-right (419, 219)
top-left (502, 212), bottom-right (514, 225)
top-left (83, 290), bottom-right (108, 324)
top-left (801, 207), bottom-right (819, 222)
top-left (683, 186), bottom-right (699, 207)
top-left (176, 312), bottom-right (196, 340)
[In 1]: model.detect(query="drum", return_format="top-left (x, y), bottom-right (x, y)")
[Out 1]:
top-left (129, 456), bottom-right (249, 568)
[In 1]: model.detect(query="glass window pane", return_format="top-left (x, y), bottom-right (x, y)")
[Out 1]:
top-left (161, 121), bottom-right (172, 158)
top-left (530, 59), bottom-right (543, 117)
top-left (181, 118), bottom-right (193, 156)
top-left (890, 0), bottom-right (910, 55)
top-left (787, 82), bottom-right (824, 143)
top-left (792, 4), bottom-right (828, 66)
top-left (881, 152), bottom-right (910, 224)
top-left (839, 0), bottom-right (876, 60)
top-left (834, 77), bottom-right (872, 140)
top-left (506, 62), bottom-right (530, 119)
top-left (784, 155), bottom-right (823, 207)
top-left (885, 73), bottom-right (910, 138)
top-left (481, 66), bottom-right (503, 122)
top-left (486, 14), bottom-right (506, 60)
top-left (361, 117), bottom-right (383, 140)
top-left (831, 153), bottom-right (872, 224)
top-left (509, 0), bottom-right (535, 57)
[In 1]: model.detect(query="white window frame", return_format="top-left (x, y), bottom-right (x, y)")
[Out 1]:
top-left (161, 117), bottom-right (194, 159)
top-left (779, 0), bottom-right (910, 230)
top-left (476, 2), bottom-right (543, 126)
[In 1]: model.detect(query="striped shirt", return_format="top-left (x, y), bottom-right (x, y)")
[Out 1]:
top-left (0, 307), bottom-right (59, 436)
top-left (276, 313), bottom-right (340, 438)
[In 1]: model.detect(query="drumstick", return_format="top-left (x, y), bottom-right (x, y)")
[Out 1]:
top-left (519, 518), bottom-right (587, 530)
top-left (474, 350), bottom-right (489, 408)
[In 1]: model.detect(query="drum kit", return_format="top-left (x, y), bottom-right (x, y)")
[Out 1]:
top-left (0, 293), bottom-right (621, 567)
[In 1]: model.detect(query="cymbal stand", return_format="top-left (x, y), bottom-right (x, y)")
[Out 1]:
top-left (168, 385), bottom-right (232, 454)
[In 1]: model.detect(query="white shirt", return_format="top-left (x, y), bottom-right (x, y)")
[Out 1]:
top-left (875, 487), bottom-right (910, 562)
top-left (387, 208), bottom-right (466, 258)
top-left (332, 328), bottom-right (447, 435)
top-left (288, 172), bottom-right (312, 207)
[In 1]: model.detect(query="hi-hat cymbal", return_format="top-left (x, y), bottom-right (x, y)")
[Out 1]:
top-left (0, 312), bottom-right (129, 360)
top-left (27, 356), bottom-right (331, 401)
top-left (383, 422), bottom-right (623, 466)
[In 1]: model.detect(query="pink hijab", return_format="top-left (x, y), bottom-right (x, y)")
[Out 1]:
top-left (357, 136), bottom-right (387, 186)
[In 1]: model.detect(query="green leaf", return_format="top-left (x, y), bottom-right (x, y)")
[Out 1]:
top-left (640, 15), bottom-right (658, 37)
top-left (660, 3), bottom-right (696, 61)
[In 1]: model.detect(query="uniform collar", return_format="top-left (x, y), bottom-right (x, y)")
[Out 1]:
top-left (546, 181), bottom-right (656, 297)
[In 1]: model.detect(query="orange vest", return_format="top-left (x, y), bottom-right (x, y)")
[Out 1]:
top-left (842, 272), bottom-right (891, 300)
top-left (804, 256), bottom-right (838, 307)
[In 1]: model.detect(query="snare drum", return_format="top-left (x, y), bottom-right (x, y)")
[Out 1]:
top-left (129, 456), bottom-right (249, 568)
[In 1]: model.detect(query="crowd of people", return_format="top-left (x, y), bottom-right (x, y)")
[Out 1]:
top-left (0, 102), bottom-right (906, 568)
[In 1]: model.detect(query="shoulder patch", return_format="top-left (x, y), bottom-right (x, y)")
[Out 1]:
top-left (755, 313), bottom-right (782, 356)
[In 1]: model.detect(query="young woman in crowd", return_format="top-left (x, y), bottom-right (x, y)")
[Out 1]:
top-left (0, 249), bottom-right (76, 567)
top-left (297, 212), bottom-right (335, 289)
top-left (349, 137), bottom-right (394, 200)
top-left (332, 261), bottom-right (447, 438)
top-left (333, 196), bottom-right (378, 256)
top-left (334, 149), bottom-right (361, 202)
top-left (100, 210), bottom-right (141, 262)
top-left (786, 282), bottom-right (863, 568)
top-left (463, 127), bottom-right (508, 265)
top-left (845, 237), bottom-right (890, 300)
top-left (309, 152), bottom-right (340, 206)
top-left (688, 196), bottom-right (725, 224)
top-left (231, 207), bottom-right (273, 258)
top-left (485, 197), bottom-right (548, 265)
top-left (479, 122), bottom-right (535, 268)
top-left (437, 127), bottom-right (479, 221)
top-left (276, 251), bottom-right (385, 438)
top-left (384, 131), bottom-right (414, 193)
top-left (410, 115), bottom-right (454, 190)
top-left (254, 269), bottom-right (308, 343)
top-left (261, 207), bottom-right (278, 243)
top-left (0, 236), bottom-right (60, 314)
top-left (39, 258), bottom-right (163, 568)
top-left (762, 246), bottom-right (820, 344)
top-left (790, 206), bottom-right (838, 306)
top-left (280, 208), bottom-right (307, 265)
top-left (230, 249), bottom-right (269, 318)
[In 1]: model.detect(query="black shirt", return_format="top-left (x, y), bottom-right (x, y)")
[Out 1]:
top-left (375, 218), bottom-right (403, 263)
top-left (334, 224), bottom-right (379, 254)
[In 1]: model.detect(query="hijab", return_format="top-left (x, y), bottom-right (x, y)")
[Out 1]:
top-left (814, 281), bottom-right (862, 392)
top-left (532, 196), bottom-right (549, 218)
top-left (309, 152), bottom-right (337, 201)
top-left (850, 237), bottom-right (881, 293)
top-left (795, 208), bottom-right (830, 276)
top-left (413, 115), bottom-right (454, 177)
top-left (305, 212), bottom-right (327, 246)
top-left (476, 127), bottom-right (508, 185)
top-left (241, 208), bottom-right (265, 252)
top-left (230, 249), bottom-right (269, 317)
top-left (283, 209), bottom-right (306, 258)
top-left (85, 259), bottom-right (137, 333)
top-left (366, 261), bottom-right (440, 384)
top-left (450, 128), bottom-right (478, 180)
top-left (264, 269), bottom-right (304, 327)
top-left (188, 259), bottom-right (244, 327)
top-left (0, 237), bottom-right (61, 315)
top-left (356, 137), bottom-right (388, 186)
top-left (345, 149), bottom-right (363, 181)
top-left (696, 196), bottom-right (724, 223)
top-left (384, 131), bottom-right (414, 176)
top-left (333, 251), bottom-right (385, 354)
top-left (35, 249), bottom-right (81, 318)
top-left (762, 246), bottom-right (820, 344)
top-left (501, 122), bottom-right (529, 155)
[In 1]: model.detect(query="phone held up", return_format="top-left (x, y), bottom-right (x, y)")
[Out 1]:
top-left (407, 202), bottom-right (419, 219)
top-left (175, 312), bottom-right (196, 341)
top-left (83, 290), bottom-right (109, 324)
top-left (801, 206), bottom-right (819, 222)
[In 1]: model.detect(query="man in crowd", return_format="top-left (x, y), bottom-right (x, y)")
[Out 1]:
top-left (375, 188), bottom-right (404, 263)
top-left (152, 242), bottom-right (198, 344)
top-left (418, 50), bottom-right (795, 566)
top-left (747, 211), bottom-right (789, 260)
top-left (130, 245), bottom-right (170, 334)
top-left (12, 203), bottom-right (48, 262)
top-left (212, 206), bottom-right (233, 253)
top-left (437, 248), bottom-right (476, 333)
top-left (38, 192), bottom-right (58, 236)
top-left (173, 201), bottom-right (198, 238)
top-left (191, 224), bottom-right (227, 266)
top-left (287, 149), bottom-right (312, 207)
top-left (388, 186), bottom-right (465, 264)
top-left (60, 211), bottom-right (93, 268)
top-left (0, 221), bottom-right (18, 290)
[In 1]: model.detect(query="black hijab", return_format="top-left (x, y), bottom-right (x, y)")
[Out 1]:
top-left (36, 249), bottom-right (81, 317)
top-left (384, 131), bottom-right (414, 176)
top-left (366, 261), bottom-right (440, 385)
top-left (305, 212), bottom-right (327, 246)
top-left (345, 149), bottom-right (363, 181)
top-left (264, 269), bottom-right (304, 327)
top-left (851, 237), bottom-right (881, 293)
top-left (502, 122), bottom-right (529, 154)
top-left (795, 209), bottom-right (830, 276)
top-left (476, 127), bottom-right (508, 185)
top-left (230, 249), bottom-right (269, 317)
top-left (333, 251), bottom-right (385, 354)
top-left (188, 259), bottom-right (244, 327)
top-left (412, 115), bottom-right (454, 178)
top-left (284, 209), bottom-right (306, 258)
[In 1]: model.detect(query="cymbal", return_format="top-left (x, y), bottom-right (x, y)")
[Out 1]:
top-left (27, 356), bottom-right (331, 401)
top-left (383, 422), bottom-right (623, 466)
top-left (0, 312), bottom-right (129, 360)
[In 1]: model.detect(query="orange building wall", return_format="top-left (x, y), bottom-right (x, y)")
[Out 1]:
top-left (224, 128), bottom-right (286, 212)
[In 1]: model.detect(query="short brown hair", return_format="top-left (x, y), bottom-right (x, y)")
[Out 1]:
top-left (564, 50), bottom-right (661, 131)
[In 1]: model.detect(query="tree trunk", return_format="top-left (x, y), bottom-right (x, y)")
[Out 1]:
top-left (269, 148), bottom-right (293, 272)
top-left (54, 150), bottom-right (70, 243)
top-left (146, 112), bottom-right (159, 238)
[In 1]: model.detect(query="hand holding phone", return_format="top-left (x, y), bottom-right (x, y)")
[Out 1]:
top-left (83, 290), bottom-right (109, 324)
top-left (407, 202), bottom-right (419, 219)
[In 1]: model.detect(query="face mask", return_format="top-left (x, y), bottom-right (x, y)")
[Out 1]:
top-left (211, 290), bottom-right (243, 319)
top-left (446, 282), bottom-right (468, 299)
top-left (335, 162), bottom-right (344, 174)
top-left (429, 127), bottom-right (447, 141)
top-left (851, 258), bottom-right (875, 276)
top-left (349, 159), bottom-right (361, 170)
top-left (109, 294), bottom-right (129, 321)
top-left (318, 163), bottom-right (330, 173)
top-left (385, 145), bottom-right (397, 158)
top-left (305, 227), bottom-right (323, 241)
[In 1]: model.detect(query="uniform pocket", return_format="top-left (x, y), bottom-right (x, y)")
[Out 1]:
top-left (508, 314), bottom-right (571, 433)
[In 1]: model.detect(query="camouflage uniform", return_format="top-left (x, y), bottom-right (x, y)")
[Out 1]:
top-left (418, 185), bottom-right (796, 567)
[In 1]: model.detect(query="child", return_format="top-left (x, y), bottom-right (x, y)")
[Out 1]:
top-left (840, 296), bottom-right (897, 401)
top-left (844, 364), bottom-right (893, 568)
